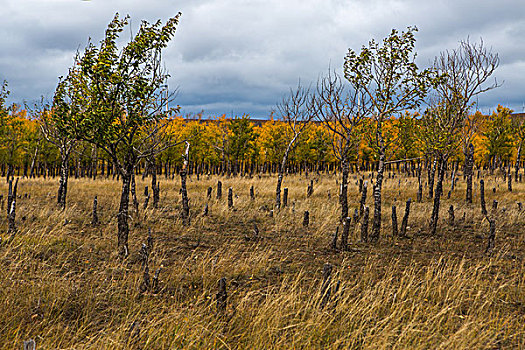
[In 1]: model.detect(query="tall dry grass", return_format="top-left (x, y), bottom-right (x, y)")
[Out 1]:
top-left (0, 171), bottom-right (524, 349)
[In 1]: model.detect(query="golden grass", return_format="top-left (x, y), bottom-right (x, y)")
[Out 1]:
top-left (0, 171), bottom-right (524, 349)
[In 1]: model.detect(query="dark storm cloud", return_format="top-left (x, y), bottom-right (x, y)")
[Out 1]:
top-left (1, 0), bottom-right (524, 117)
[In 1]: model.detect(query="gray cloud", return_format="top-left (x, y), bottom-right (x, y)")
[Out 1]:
top-left (1, 0), bottom-right (524, 116)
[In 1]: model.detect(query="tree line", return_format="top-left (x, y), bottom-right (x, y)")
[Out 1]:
top-left (0, 102), bottom-right (521, 181)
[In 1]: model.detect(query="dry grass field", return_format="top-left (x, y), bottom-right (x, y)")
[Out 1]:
top-left (1, 171), bottom-right (524, 349)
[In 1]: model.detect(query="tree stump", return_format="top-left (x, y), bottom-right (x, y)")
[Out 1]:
top-left (23, 339), bottom-right (36, 350)
top-left (331, 226), bottom-right (339, 250)
top-left (400, 198), bottom-right (411, 237)
top-left (152, 268), bottom-right (161, 292)
top-left (140, 264), bottom-right (150, 293)
top-left (143, 193), bottom-right (150, 210)
top-left (480, 179), bottom-right (487, 216)
top-left (228, 187), bottom-right (233, 208)
top-left (252, 222), bottom-right (260, 240)
top-left (303, 210), bottom-right (310, 227)
top-left (361, 207), bottom-right (369, 242)
top-left (216, 278), bottom-right (227, 312)
top-left (307, 180), bottom-right (314, 198)
top-left (152, 181), bottom-right (160, 208)
top-left (217, 180), bottom-right (222, 200)
top-left (7, 199), bottom-right (16, 235)
top-left (352, 208), bottom-right (359, 225)
top-left (448, 205), bottom-right (454, 226)
top-left (92, 195), bottom-right (99, 226)
top-left (283, 188), bottom-right (288, 207)
top-left (391, 205), bottom-right (398, 236)
top-left (320, 263), bottom-right (333, 309)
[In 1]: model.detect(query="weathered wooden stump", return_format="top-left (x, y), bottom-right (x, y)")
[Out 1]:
top-left (143, 193), bottom-right (150, 210)
top-left (307, 180), bottom-right (314, 198)
top-left (147, 228), bottom-right (154, 252)
top-left (303, 210), bottom-right (310, 227)
top-left (228, 187), bottom-right (233, 208)
top-left (492, 200), bottom-right (498, 210)
top-left (391, 205), bottom-right (398, 236)
top-left (352, 208), bottom-right (359, 225)
top-left (320, 263), bottom-right (333, 309)
top-left (448, 205), bottom-right (455, 226)
top-left (152, 268), bottom-right (161, 292)
top-left (217, 180), bottom-right (222, 200)
top-left (250, 185), bottom-right (255, 200)
top-left (361, 207), bottom-right (369, 242)
top-left (207, 186), bottom-right (212, 199)
top-left (331, 226), bottom-right (339, 250)
top-left (92, 195), bottom-right (99, 226)
top-left (7, 198), bottom-right (16, 234)
top-left (216, 278), bottom-right (227, 312)
top-left (283, 188), bottom-right (288, 207)
top-left (140, 264), bottom-right (150, 293)
top-left (7, 178), bottom-right (18, 217)
top-left (139, 243), bottom-right (149, 268)
top-left (23, 339), bottom-right (36, 350)
top-left (480, 179), bottom-right (487, 216)
top-left (400, 198), bottom-right (411, 237)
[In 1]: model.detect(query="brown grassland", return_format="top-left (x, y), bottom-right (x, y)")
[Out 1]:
top-left (1, 171), bottom-right (524, 349)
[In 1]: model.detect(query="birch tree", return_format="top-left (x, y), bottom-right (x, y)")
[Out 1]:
top-left (343, 27), bottom-right (435, 241)
top-left (426, 38), bottom-right (499, 234)
top-left (316, 71), bottom-right (366, 222)
top-left (55, 13), bottom-right (183, 257)
top-left (275, 83), bottom-right (315, 209)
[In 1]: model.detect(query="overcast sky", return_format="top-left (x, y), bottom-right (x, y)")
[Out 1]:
top-left (1, 0), bottom-right (524, 118)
